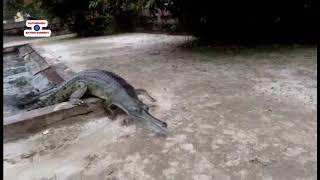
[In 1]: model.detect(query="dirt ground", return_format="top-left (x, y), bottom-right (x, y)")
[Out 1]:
top-left (3, 33), bottom-right (317, 180)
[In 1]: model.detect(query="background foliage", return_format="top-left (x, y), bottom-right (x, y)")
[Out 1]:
top-left (4, 0), bottom-right (317, 41)
top-left (4, 0), bottom-right (51, 20)
top-left (156, 0), bottom-right (317, 42)
top-left (4, 0), bottom-right (157, 36)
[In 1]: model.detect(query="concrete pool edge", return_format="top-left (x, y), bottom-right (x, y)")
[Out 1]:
top-left (3, 44), bottom-right (72, 81)
top-left (3, 44), bottom-right (102, 140)
top-left (4, 98), bottom-right (103, 141)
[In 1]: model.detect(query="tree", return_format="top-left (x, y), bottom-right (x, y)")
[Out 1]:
top-left (38, 0), bottom-right (158, 36)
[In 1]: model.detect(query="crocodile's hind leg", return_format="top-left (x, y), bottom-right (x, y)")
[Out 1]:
top-left (135, 88), bottom-right (156, 102)
top-left (69, 82), bottom-right (87, 105)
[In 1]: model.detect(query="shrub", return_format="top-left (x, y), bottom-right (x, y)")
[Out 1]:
top-left (4, 0), bottom-right (51, 20)
top-left (75, 13), bottom-right (115, 36)
top-left (37, 0), bottom-right (156, 36)
top-left (155, 0), bottom-right (317, 42)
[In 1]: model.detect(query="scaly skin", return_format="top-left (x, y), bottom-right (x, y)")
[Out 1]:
top-left (21, 69), bottom-right (168, 135)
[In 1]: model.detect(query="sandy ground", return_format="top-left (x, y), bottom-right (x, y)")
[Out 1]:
top-left (3, 33), bottom-right (317, 180)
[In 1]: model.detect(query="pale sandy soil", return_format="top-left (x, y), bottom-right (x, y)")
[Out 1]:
top-left (3, 33), bottom-right (317, 180)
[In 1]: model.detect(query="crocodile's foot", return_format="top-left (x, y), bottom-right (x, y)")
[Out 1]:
top-left (70, 99), bottom-right (85, 106)
top-left (108, 111), bottom-right (120, 120)
top-left (122, 117), bottom-right (134, 126)
top-left (104, 106), bottom-right (122, 120)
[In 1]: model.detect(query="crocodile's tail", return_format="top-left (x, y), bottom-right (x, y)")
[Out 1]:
top-left (22, 97), bottom-right (54, 111)
top-left (17, 96), bottom-right (44, 110)
top-left (16, 86), bottom-right (58, 109)
top-left (16, 93), bottom-right (41, 109)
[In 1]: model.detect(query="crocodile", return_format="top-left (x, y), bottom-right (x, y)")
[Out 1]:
top-left (19, 69), bottom-right (168, 135)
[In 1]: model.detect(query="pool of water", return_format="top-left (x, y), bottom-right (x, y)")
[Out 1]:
top-left (3, 50), bottom-right (54, 117)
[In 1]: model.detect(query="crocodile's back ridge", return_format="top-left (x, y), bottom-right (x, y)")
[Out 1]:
top-left (77, 69), bottom-right (138, 98)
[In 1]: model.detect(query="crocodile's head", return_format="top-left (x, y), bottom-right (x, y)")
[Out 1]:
top-left (127, 104), bottom-right (168, 135)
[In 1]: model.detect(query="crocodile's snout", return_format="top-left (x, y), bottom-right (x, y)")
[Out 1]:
top-left (130, 109), bottom-right (168, 135)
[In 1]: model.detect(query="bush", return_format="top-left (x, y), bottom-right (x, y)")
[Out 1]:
top-left (3, 0), bottom-right (24, 20)
top-left (75, 13), bottom-right (115, 36)
top-left (4, 0), bottom-right (52, 20)
top-left (155, 0), bottom-right (317, 42)
top-left (37, 0), bottom-right (155, 36)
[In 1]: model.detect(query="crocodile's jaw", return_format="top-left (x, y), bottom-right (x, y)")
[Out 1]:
top-left (113, 101), bottom-right (168, 135)
top-left (130, 110), bottom-right (168, 135)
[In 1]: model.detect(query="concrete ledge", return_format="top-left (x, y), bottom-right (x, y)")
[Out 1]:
top-left (3, 45), bottom-right (23, 53)
top-left (19, 45), bottom-right (66, 84)
top-left (30, 44), bottom-right (76, 80)
top-left (3, 21), bottom-right (26, 30)
top-left (4, 98), bottom-right (103, 141)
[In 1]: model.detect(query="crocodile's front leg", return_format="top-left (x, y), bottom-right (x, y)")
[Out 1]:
top-left (101, 99), bottom-right (130, 123)
top-left (135, 88), bottom-right (156, 102)
top-left (103, 100), bottom-right (123, 120)
top-left (69, 82), bottom-right (87, 105)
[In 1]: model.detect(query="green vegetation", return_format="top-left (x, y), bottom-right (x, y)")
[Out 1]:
top-left (4, 0), bottom-right (158, 36)
top-left (4, 0), bottom-right (51, 20)
top-left (4, 0), bottom-right (316, 41)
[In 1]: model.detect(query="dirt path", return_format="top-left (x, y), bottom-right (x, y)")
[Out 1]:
top-left (4, 33), bottom-right (317, 180)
